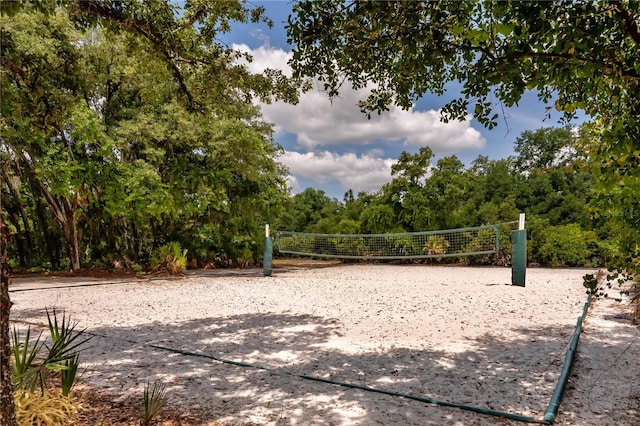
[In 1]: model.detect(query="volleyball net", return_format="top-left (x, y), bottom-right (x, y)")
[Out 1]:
top-left (275, 224), bottom-right (501, 260)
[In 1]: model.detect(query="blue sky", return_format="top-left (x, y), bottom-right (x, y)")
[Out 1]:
top-left (222, 1), bottom-right (575, 200)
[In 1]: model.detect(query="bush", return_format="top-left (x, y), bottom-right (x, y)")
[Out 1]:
top-left (536, 223), bottom-right (600, 267)
top-left (12, 309), bottom-right (89, 394)
top-left (423, 235), bottom-right (449, 256)
top-left (11, 309), bottom-right (89, 425)
top-left (151, 242), bottom-right (188, 274)
top-left (15, 390), bottom-right (79, 426)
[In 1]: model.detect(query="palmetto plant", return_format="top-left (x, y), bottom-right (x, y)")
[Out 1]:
top-left (12, 309), bottom-right (90, 394)
top-left (151, 242), bottom-right (188, 274)
top-left (141, 380), bottom-right (168, 426)
top-left (11, 309), bottom-right (90, 425)
top-left (60, 353), bottom-right (80, 397)
top-left (45, 308), bottom-right (89, 393)
top-left (12, 326), bottom-right (46, 392)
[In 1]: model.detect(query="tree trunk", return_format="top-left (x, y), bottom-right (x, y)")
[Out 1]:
top-left (1, 162), bottom-right (34, 255)
top-left (64, 206), bottom-right (81, 271)
top-left (34, 196), bottom-right (61, 269)
top-left (34, 177), bottom-right (82, 271)
top-left (6, 212), bottom-right (27, 266)
top-left (0, 194), bottom-right (18, 425)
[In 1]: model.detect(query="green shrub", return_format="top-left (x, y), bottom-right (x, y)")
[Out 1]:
top-left (423, 235), bottom-right (449, 256)
top-left (595, 237), bottom-right (623, 266)
top-left (12, 326), bottom-right (46, 392)
top-left (536, 223), bottom-right (600, 267)
top-left (11, 310), bottom-right (89, 425)
top-left (151, 242), bottom-right (188, 274)
top-left (12, 309), bottom-right (90, 394)
top-left (60, 353), bottom-right (80, 397)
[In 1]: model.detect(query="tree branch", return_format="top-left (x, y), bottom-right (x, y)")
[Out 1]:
top-left (618, 8), bottom-right (640, 47)
top-left (75, 0), bottom-right (200, 111)
top-left (0, 58), bottom-right (27, 83)
top-left (498, 50), bottom-right (640, 82)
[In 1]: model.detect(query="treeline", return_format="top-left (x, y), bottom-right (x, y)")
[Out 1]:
top-left (275, 127), bottom-right (618, 268)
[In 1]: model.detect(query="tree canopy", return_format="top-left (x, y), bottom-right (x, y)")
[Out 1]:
top-left (1, 1), bottom-right (298, 270)
top-left (288, 1), bottom-right (639, 124)
top-left (287, 0), bottom-right (640, 286)
top-left (1, 2), bottom-right (305, 420)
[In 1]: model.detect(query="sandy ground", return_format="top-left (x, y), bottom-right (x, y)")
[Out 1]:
top-left (8, 264), bottom-right (640, 425)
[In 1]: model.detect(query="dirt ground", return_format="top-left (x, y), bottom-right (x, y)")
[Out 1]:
top-left (8, 264), bottom-right (640, 425)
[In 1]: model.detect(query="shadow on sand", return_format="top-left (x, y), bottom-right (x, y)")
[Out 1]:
top-left (14, 303), bottom-right (638, 425)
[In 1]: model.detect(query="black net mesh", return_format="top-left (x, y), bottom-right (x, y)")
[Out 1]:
top-left (276, 225), bottom-right (499, 260)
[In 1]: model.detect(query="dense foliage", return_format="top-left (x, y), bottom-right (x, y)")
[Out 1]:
top-left (1, 1), bottom-right (297, 271)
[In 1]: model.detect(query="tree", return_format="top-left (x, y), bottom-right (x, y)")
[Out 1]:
top-left (513, 127), bottom-right (593, 228)
top-left (276, 188), bottom-right (343, 233)
top-left (68, 0), bottom-right (298, 114)
top-left (360, 203), bottom-right (401, 234)
top-left (2, 2), bottom-right (298, 269)
top-left (379, 147), bottom-right (434, 231)
top-left (288, 2), bottom-right (639, 125)
top-left (514, 127), bottom-right (578, 173)
top-left (288, 1), bottom-right (640, 287)
top-left (1, 8), bottom-right (93, 270)
top-left (0, 196), bottom-right (17, 426)
top-left (424, 156), bottom-right (469, 229)
top-left (466, 156), bottom-right (520, 224)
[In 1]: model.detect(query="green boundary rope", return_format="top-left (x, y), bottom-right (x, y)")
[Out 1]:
top-left (77, 330), bottom-right (539, 423)
top-left (542, 293), bottom-right (593, 424)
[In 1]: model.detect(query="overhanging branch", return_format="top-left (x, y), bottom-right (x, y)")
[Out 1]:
top-left (75, 0), bottom-right (200, 111)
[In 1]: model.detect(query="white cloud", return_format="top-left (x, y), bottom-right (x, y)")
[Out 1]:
top-left (283, 173), bottom-right (300, 193)
top-left (282, 151), bottom-right (395, 194)
top-left (235, 43), bottom-right (489, 197)
top-left (235, 43), bottom-right (486, 154)
top-left (235, 44), bottom-right (292, 76)
top-left (263, 87), bottom-right (487, 153)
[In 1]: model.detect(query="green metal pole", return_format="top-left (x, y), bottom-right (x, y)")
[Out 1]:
top-left (495, 224), bottom-right (501, 261)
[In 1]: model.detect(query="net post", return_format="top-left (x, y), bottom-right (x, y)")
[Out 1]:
top-left (511, 214), bottom-right (526, 286)
top-left (263, 224), bottom-right (272, 277)
top-left (518, 213), bottom-right (525, 231)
